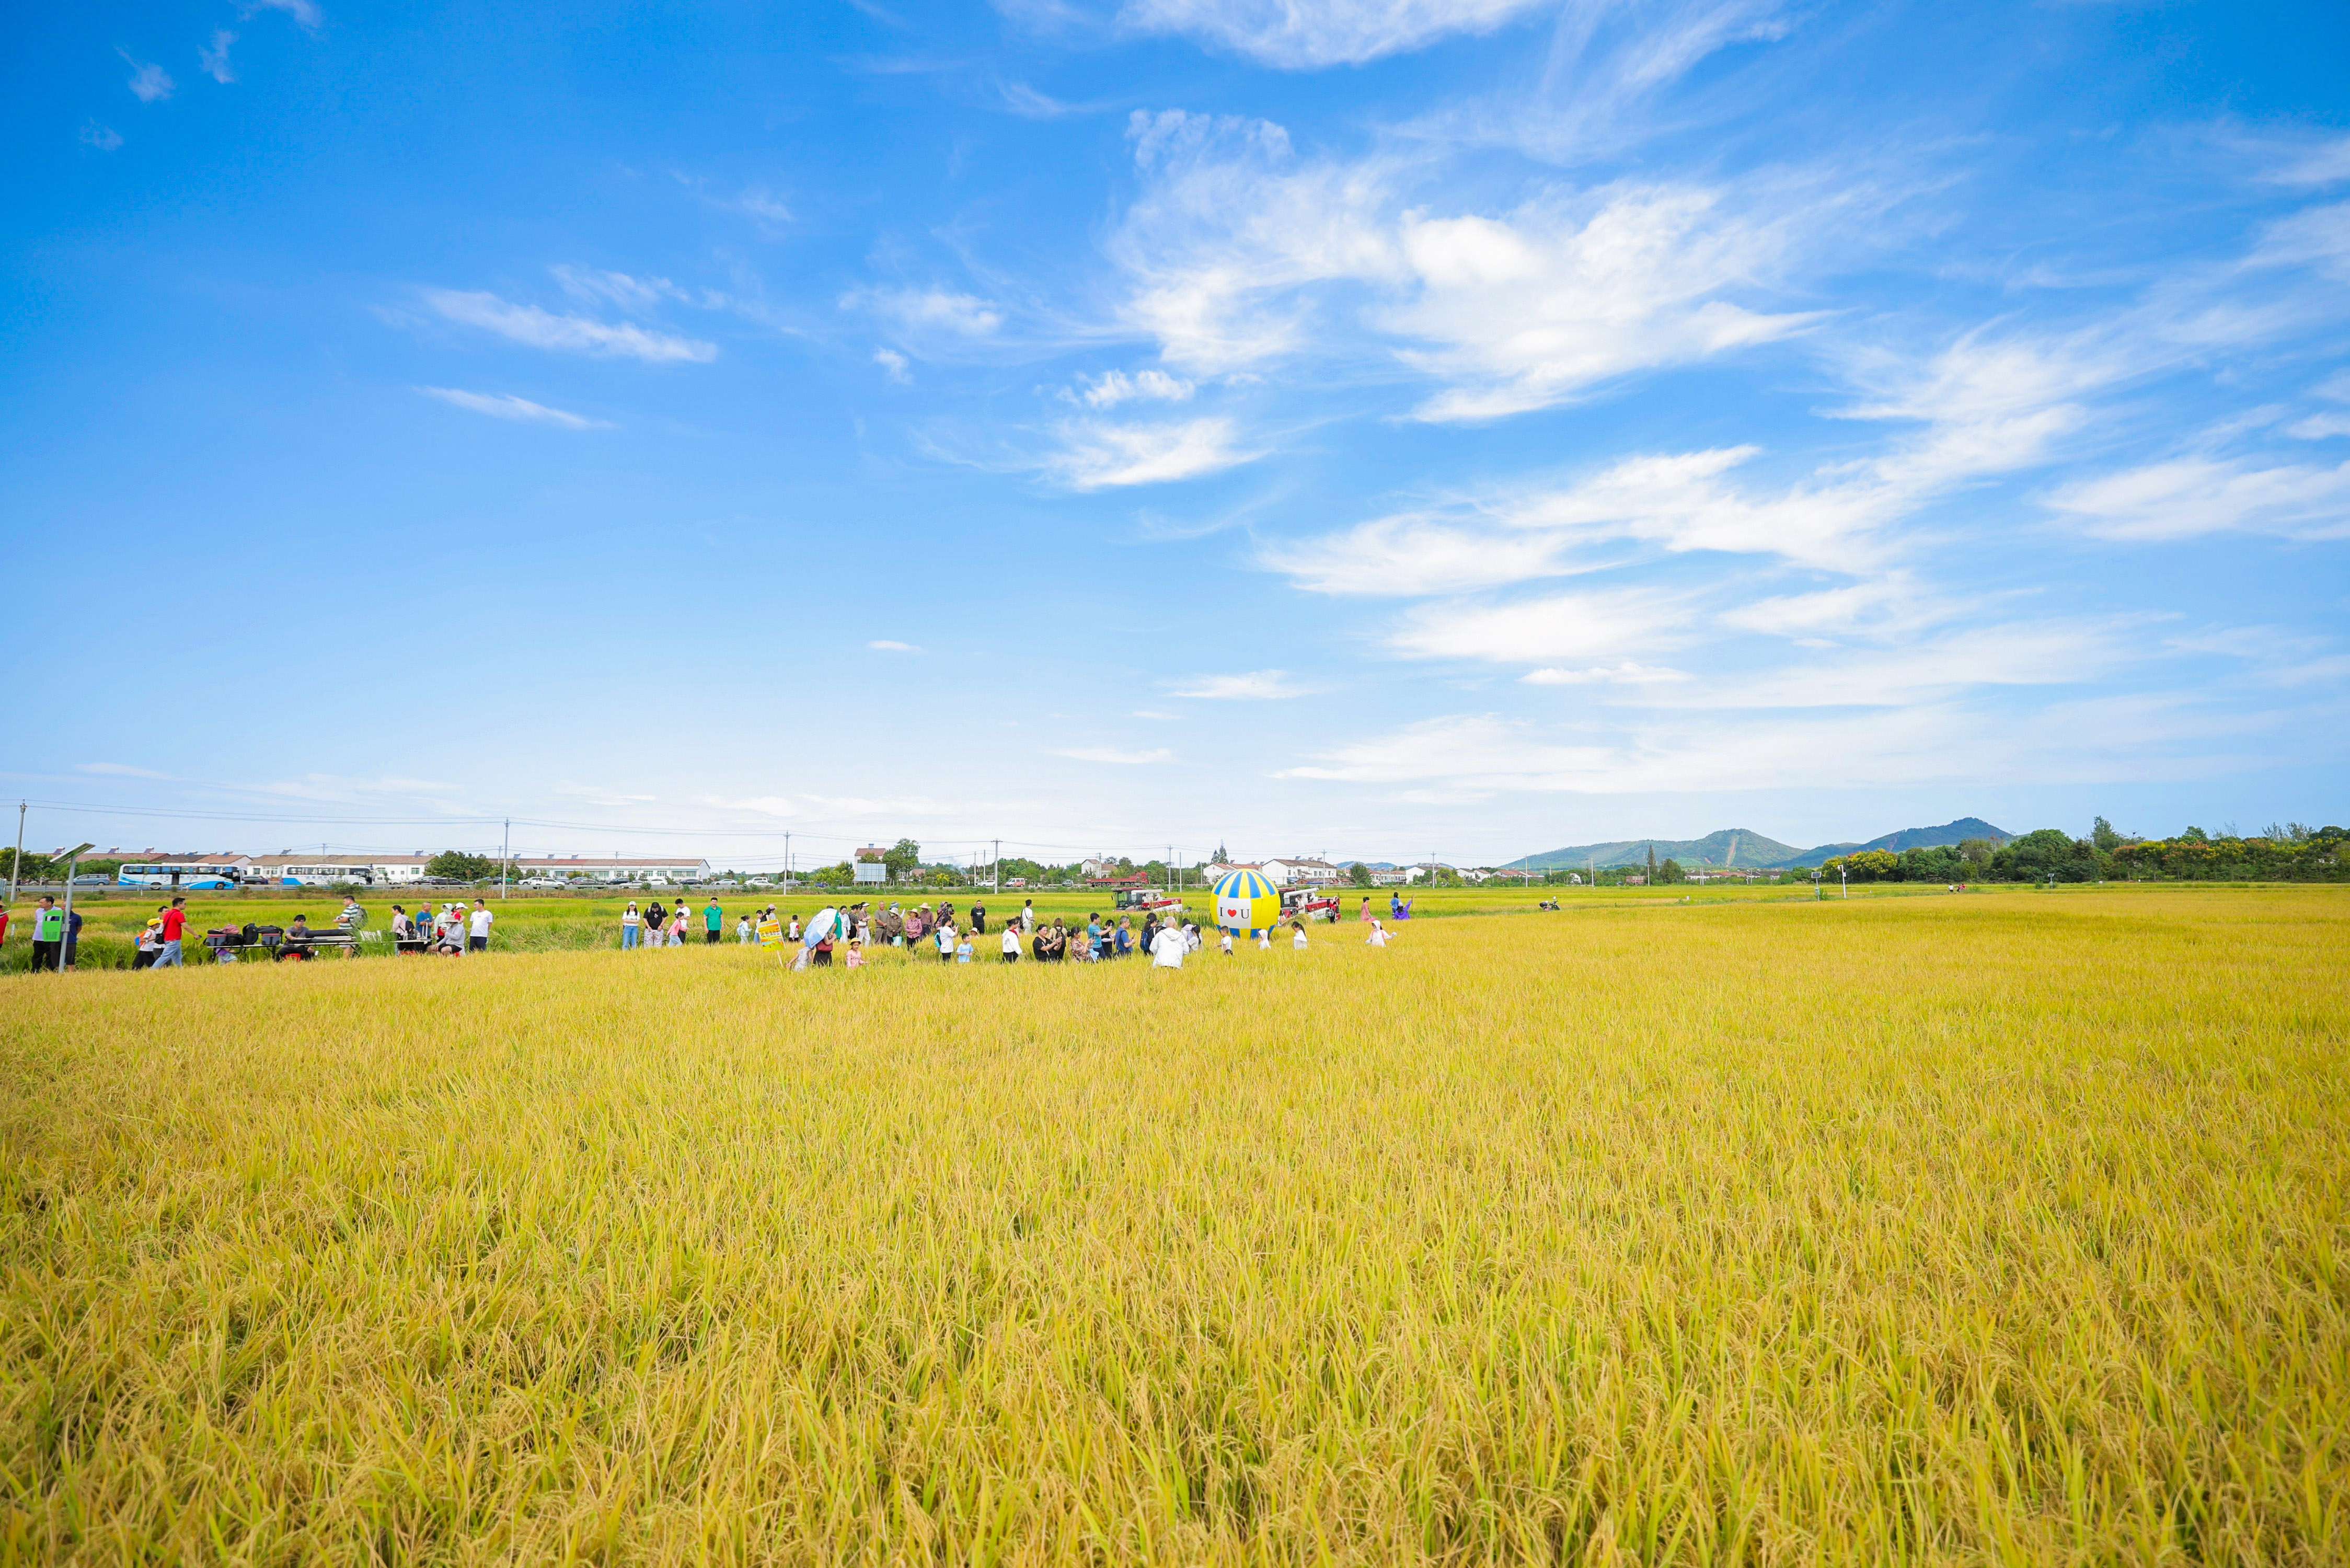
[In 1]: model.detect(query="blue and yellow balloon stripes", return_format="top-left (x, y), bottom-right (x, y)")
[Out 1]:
top-left (1213, 869), bottom-right (1282, 933)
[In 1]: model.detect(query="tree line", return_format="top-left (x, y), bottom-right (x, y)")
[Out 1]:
top-left (1819, 821), bottom-right (2347, 884)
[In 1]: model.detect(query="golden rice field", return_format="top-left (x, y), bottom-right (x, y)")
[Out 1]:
top-left (3, 887), bottom-right (2345, 1564)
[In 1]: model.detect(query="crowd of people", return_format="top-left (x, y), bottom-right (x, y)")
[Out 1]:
top-left (3, 886), bottom-right (1403, 973)
top-left (763, 895), bottom-right (1399, 971)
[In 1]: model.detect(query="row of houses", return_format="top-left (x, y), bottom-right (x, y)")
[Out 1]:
top-left (94, 850), bottom-right (710, 887)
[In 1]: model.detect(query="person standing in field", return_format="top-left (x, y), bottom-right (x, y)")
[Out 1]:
top-left (134, 910), bottom-right (163, 970)
top-left (1022, 897), bottom-right (1034, 931)
top-left (620, 902), bottom-right (641, 949)
top-left (28, 897), bottom-right (62, 972)
top-left (1000, 922), bottom-right (1020, 963)
top-left (935, 917), bottom-right (957, 963)
top-left (1359, 895), bottom-right (1370, 922)
top-left (1366, 918), bottom-right (1390, 949)
top-left (736, 913), bottom-right (753, 943)
top-left (1292, 919), bottom-right (1308, 950)
top-left (1219, 928), bottom-right (1235, 957)
top-left (155, 896), bottom-right (188, 967)
top-left (969, 901), bottom-right (986, 935)
top-left (468, 902), bottom-right (493, 953)
top-left (1150, 918), bottom-right (1185, 970)
top-left (704, 897), bottom-right (723, 944)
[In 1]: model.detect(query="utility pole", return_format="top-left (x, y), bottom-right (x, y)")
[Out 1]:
top-left (9, 801), bottom-right (24, 904)
top-left (993, 839), bottom-right (1000, 894)
top-left (55, 842), bottom-right (93, 970)
top-left (784, 833), bottom-right (791, 889)
top-left (501, 818), bottom-right (510, 901)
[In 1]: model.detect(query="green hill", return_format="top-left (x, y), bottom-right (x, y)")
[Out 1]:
top-left (1503, 828), bottom-right (1803, 871)
top-left (1507, 818), bottom-right (2011, 872)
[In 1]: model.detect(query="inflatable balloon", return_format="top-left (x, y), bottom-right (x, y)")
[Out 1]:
top-left (1212, 869), bottom-right (1281, 935)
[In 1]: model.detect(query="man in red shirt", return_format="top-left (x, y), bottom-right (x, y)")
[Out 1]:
top-left (155, 897), bottom-right (188, 967)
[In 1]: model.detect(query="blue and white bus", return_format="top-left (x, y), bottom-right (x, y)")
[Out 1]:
top-left (118, 862), bottom-right (245, 890)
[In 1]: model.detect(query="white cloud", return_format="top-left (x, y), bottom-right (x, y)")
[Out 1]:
top-left (1110, 111), bottom-right (1818, 417)
top-left (245, 0), bottom-right (324, 31)
top-left (423, 289), bottom-right (718, 362)
top-left (76, 762), bottom-right (175, 779)
top-left (1388, 588), bottom-right (1685, 664)
top-left (1046, 416), bottom-right (1255, 488)
top-left (868, 639), bottom-right (921, 651)
top-left (1649, 621), bottom-right (2132, 709)
top-left (845, 286), bottom-right (1004, 339)
top-left (2044, 457), bottom-right (2350, 542)
top-left (732, 186), bottom-right (792, 227)
top-left (121, 51), bottom-right (174, 102)
top-left (1119, 0), bottom-right (1553, 67)
top-left (199, 30), bottom-right (236, 83)
top-left (1521, 662), bottom-right (1689, 685)
top-left (1275, 692), bottom-right (2257, 797)
top-left (1075, 368), bottom-right (1194, 407)
top-left (1388, 188), bottom-right (1819, 421)
top-left (2255, 135), bottom-right (2350, 189)
top-left (418, 387), bottom-right (610, 428)
top-left (1261, 515), bottom-right (1592, 595)
top-left (551, 265), bottom-right (685, 313)
top-left (2288, 413), bottom-right (2350, 440)
top-left (1052, 746), bottom-right (1176, 764)
top-left (874, 348), bottom-right (911, 382)
top-left (1166, 670), bottom-right (1312, 699)
top-left (80, 121), bottom-right (123, 152)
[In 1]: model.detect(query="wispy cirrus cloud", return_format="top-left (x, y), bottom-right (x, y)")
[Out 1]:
top-left (1108, 110), bottom-right (1825, 419)
top-left (1045, 416), bottom-right (1255, 488)
top-left (77, 761), bottom-right (176, 780)
top-left (1166, 669), bottom-right (1314, 699)
top-left (1118, 0), bottom-right (1554, 68)
top-left (417, 387), bottom-right (610, 428)
top-left (199, 30), bottom-right (236, 83)
top-left (245, 0), bottom-right (324, 31)
top-left (1053, 745), bottom-right (1176, 764)
top-left (120, 50), bottom-right (174, 102)
top-left (868, 639), bottom-right (922, 652)
top-left (422, 289), bottom-right (718, 362)
top-left (844, 285), bottom-right (1005, 340)
top-left (2044, 457), bottom-right (2350, 541)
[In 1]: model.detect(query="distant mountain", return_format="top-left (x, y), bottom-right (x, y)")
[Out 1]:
top-left (1504, 828), bottom-right (1804, 871)
top-left (1507, 817), bottom-right (2011, 872)
top-left (1780, 817), bottom-right (2010, 868)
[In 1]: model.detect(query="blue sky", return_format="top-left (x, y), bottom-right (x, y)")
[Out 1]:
top-left (6, 0), bottom-right (2347, 869)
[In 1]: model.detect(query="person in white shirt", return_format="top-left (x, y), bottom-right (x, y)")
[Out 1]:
top-left (1219, 929), bottom-right (1235, 956)
top-left (1292, 921), bottom-right (1309, 949)
top-left (935, 920), bottom-right (957, 963)
top-left (736, 915), bottom-right (753, 943)
top-left (1021, 899), bottom-right (1034, 931)
top-left (1000, 925), bottom-right (1020, 963)
top-left (1366, 918), bottom-right (1389, 948)
top-left (468, 904), bottom-right (493, 952)
top-left (620, 903), bottom-right (641, 950)
top-left (1150, 920), bottom-right (1186, 969)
